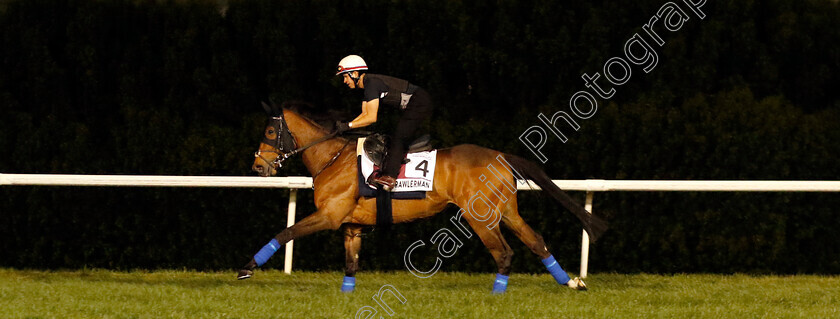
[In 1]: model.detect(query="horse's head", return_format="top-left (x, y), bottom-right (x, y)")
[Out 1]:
top-left (252, 102), bottom-right (297, 177)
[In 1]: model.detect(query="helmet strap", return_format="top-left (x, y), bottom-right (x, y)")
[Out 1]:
top-left (350, 72), bottom-right (362, 85)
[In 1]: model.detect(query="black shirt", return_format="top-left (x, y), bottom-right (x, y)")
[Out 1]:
top-left (363, 74), bottom-right (419, 108)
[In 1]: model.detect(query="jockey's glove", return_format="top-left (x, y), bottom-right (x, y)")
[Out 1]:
top-left (335, 121), bottom-right (351, 134)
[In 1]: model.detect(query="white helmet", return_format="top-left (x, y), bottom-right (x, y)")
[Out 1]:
top-left (336, 55), bottom-right (368, 75)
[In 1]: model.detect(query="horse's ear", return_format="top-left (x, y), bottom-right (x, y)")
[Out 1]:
top-left (261, 101), bottom-right (273, 115)
top-left (270, 100), bottom-right (282, 115)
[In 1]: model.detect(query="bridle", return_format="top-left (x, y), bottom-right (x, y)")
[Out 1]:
top-left (254, 113), bottom-right (350, 177)
top-left (254, 115), bottom-right (297, 169)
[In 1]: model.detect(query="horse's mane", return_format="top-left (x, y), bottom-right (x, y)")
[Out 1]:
top-left (280, 100), bottom-right (349, 132)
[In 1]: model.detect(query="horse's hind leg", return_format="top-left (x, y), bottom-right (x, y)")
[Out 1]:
top-left (461, 217), bottom-right (514, 293)
top-left (501, 205), bottom-right (586, 290)
top-left (500, 208), bottom-right (551, 259)
top-left (341, 224), bottom-right (363, 292)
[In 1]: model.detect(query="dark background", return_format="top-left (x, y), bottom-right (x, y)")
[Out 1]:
top-left (1, 0), bottom-right (838, 274)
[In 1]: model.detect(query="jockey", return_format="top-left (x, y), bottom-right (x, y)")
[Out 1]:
top-left (335, 54), bottom-right (435, 191)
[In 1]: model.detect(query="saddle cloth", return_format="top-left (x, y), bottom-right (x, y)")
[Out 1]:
top-left (357, 137), bottom-right (437, 196)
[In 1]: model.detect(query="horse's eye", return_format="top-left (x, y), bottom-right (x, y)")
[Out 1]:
top-left (268, 130), bottom-right (275, 135)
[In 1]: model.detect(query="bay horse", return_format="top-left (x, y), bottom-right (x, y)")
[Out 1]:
top-left (240, 101), bottom-right (607, 293)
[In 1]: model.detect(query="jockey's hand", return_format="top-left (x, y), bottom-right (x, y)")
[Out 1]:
top-left (335, 121), bottom-right (351, 134)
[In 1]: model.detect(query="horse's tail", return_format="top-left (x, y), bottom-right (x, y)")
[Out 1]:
top-left (504, 154), bottom-right (608, 242)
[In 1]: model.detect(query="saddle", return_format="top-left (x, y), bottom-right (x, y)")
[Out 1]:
top-left (362, 133), bottom-right (433, 168)
top-left (360, 133), bottom-right (433, 229)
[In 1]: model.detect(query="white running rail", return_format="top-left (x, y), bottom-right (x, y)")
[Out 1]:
top-left (3, 173), bottom-right (839, 276)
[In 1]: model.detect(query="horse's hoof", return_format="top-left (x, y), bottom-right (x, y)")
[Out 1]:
top-left (237, 260), bottom-right (257, 280)
top-left (569, 277), bottom-right (587, 291)
top-left (237, 269), bottom-right (253, 280)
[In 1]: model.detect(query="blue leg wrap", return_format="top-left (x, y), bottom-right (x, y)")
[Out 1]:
top-left (341, 276), bottom-right (356, 293)
top-left (254, 239), bottom-right (281, 267)
top-left (492, 273), bottom-right (509, 294)
top-left (541, 255), bottom-right (570, 285)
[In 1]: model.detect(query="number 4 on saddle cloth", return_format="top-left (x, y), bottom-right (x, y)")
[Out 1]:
top-left (357, 134), bottom-right (436, 199)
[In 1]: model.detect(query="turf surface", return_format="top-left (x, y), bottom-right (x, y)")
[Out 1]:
top-left (2, 269), bottom-right (838, 318)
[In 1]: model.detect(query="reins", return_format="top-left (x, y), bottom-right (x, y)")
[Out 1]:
top-left (311, 138), bottom-right (352, 179)
top-left (283, 131), bottom-right (339, 159)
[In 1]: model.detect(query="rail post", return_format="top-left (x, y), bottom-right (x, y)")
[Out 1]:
top-left (580, 191), bottom-right (594, 278)
top-left (284, 189), bottom-right (298, 274)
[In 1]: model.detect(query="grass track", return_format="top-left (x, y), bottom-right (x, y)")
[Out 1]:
top-left (2, 269), bottom-right (839, 318)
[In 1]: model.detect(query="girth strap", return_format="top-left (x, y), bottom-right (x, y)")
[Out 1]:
top-left (376, 189), bottom-right (393, 229)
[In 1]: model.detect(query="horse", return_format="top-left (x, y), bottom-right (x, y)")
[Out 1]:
top-left (239, 101), bottom-right (608, 293)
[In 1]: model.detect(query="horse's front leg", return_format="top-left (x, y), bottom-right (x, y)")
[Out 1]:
top-left (237, 203), bottom-right (353, 280)
top-left (340, 224), bottom-right (364, 292)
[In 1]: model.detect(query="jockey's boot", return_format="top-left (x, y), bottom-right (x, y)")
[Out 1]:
top-left (372, 175), bottom-right (396, 192)
top-left (367, 170), bottom-right (397, 192)
top-left (237, 259), bottom-right (257, 280)
top-left (366, 169), bottom-right (382, 185)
